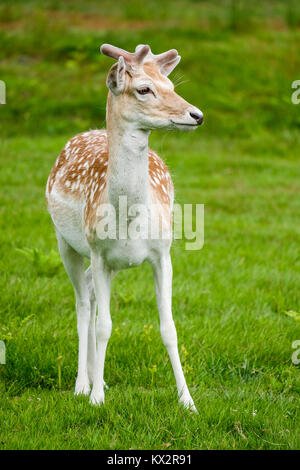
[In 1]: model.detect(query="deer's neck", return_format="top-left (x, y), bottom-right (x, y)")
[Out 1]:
top-left (106, 96), bottom-right (150, 210)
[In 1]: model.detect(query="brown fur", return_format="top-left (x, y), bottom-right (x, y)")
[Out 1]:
top-left (47, 129), bottom-right (173, 230)
top-left (143, 62), bottom-right (189, 115)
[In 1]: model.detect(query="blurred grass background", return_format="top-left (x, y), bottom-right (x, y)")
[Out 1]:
top-left (0, 0), bottom-right (300, 450)
top-left (1, 0), bottom-right (300, 137)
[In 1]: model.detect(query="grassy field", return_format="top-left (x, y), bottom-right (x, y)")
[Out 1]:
top-left (0, 0), bottom-right (300, 450)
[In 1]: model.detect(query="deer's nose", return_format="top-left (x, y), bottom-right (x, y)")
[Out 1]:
top-left (189, 111), bottom-right (203, 125)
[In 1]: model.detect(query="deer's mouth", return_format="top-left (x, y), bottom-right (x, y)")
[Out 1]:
top-left (170, 119), bottom-right (199, 129)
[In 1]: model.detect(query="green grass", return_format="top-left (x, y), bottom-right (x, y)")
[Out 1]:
top-left (0, 0), bottom-right (300, 450)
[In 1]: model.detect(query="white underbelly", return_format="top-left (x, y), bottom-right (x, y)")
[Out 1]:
top-left (48, 187), bottom-right (171, 269)
top-left (100, 239), bottom-right (149, 270)
top-left (47, 188), bottom-right (90, 258)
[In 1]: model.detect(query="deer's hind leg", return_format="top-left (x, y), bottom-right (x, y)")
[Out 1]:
top-left (85, 265), bottom-right (97, 386)
top-left (56, 231), bottom-right (91, 395)
top-left (84, 265), bottom-right (110, 391)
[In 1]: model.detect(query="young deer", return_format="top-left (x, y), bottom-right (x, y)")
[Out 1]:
top-left (46, 44), bottom-right (203, 411)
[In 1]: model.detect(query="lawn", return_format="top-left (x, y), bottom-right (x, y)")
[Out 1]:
top-left (0, 0), bottom-right (299, 450)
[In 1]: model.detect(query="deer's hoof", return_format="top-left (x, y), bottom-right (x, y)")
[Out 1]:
top-left (74, 379), bottom-right (90, 396)
top-left (90, 390), bottom-right (105, 406)
top-left (179, 394), bottom-right (198, 414)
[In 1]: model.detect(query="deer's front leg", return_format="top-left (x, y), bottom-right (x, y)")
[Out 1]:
top-left (151, 253), bottom-right (197, 413)
top-left (89, 251), bottom-right (112, 406)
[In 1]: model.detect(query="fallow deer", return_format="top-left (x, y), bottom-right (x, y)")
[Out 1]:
top-left (46, 44), bottom-right (203, 411)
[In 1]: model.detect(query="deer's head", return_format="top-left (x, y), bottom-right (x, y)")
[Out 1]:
top-left (100, 43), bottom-right (203, 131)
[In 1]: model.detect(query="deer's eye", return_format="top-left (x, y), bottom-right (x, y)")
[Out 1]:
top-left (137, 87), bottom-right (151, 95)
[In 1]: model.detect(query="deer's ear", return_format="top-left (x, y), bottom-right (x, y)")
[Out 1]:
top-left (106, 56), bottom-right (126, 95)
top-left (160, 55), bottom-right (181, 76)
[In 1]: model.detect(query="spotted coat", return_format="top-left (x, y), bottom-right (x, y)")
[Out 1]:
top-left (46, 129), bottom-right (174, 231)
